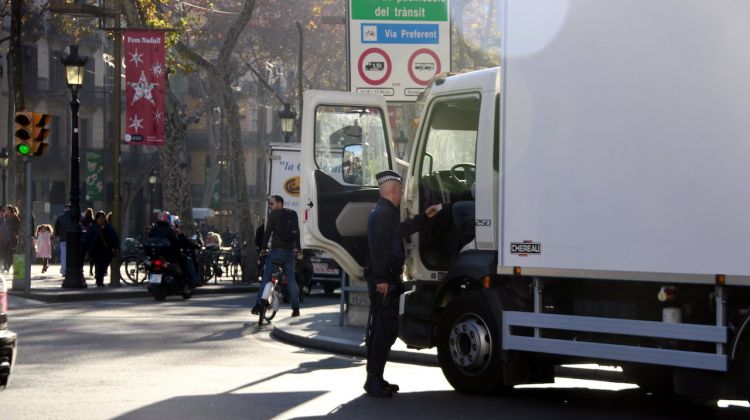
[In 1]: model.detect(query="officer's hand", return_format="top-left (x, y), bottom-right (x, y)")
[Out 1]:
top-left (376, 282), bottom-right (389, 297)
top-left (424, 204), bottom-right (443, 219)
top-left (260, 249), bottom-right (270, 256)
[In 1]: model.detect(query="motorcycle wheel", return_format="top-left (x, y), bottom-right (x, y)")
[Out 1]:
top-left (153, 289), bottom-right (167, 301)
top-left (181, 283), bottom-right (193, 300)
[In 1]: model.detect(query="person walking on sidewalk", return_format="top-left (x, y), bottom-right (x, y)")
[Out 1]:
top-left (363, 170), bottom-right (441, 398)
top-left (2, 205), bottom-right (21, 273)
top-left (35, 224), bottom-right (53, 273)
top-left (82, 207), bottom-right (95, 276)
top-left (0, 207), bottom-right (8, 273)
top-left (84, 211), bottom-right (120, 287)
top-left (54, 204), bottom-right (73, 276)
top-left (252, 195), bottom-right (301, 317)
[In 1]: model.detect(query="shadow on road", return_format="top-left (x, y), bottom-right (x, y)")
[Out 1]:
top-left (113, 356), bottom-right (359, 420)
top-left (292, 388), bottom-right (750, 420)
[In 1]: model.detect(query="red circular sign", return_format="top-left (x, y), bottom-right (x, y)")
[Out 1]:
top-left (407, 48), bottom-right (441, 86)
top-left (357, 48), bottom-right (392, 86)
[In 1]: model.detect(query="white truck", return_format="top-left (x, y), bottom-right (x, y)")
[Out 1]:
top-left (266, 143), bottom-right (342, 294)
top-left (300, 1), bottom-right (750, 399)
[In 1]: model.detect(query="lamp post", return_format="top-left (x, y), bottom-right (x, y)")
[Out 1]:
top-left (61, 45), bottom-right (88, 289)
top-left (279, 103), bottom-right (297, 143)
top-left (148, 171), bottom-right (157, 223)
top-left (0, 148), bottom-right (8, 204)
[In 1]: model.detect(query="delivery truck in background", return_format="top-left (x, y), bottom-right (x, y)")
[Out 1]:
top-left (300, 0), bottom-right (750, 399)
top-left (266, 143), bottom-right (342, 294)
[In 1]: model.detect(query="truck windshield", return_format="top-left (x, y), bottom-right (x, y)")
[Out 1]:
top-left (314, 105), bottom-right (390, 186)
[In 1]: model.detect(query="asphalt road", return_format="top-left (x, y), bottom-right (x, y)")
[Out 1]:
top-left (1, 293), bottom-right (748, 419)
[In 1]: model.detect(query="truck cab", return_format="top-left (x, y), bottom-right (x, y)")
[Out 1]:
top-left (300, 70), bottom-right (499, 286)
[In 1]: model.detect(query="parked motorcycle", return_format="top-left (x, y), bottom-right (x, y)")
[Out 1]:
top-left (145, 238), bottom-right (193, 301)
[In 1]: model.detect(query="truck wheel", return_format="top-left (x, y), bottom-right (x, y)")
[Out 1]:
top-left (437, 290), bottom-right (508, 395)
top-left (323, 284), bottom-right (336, 295)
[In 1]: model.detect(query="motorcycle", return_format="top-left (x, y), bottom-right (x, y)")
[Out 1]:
top-left (145, 238), bottom-right (193, 301)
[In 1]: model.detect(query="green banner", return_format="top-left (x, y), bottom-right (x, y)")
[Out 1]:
top-left (351, 0), bottom-right (448, 21)
top-left (85, 152), bottom-right (104, 201)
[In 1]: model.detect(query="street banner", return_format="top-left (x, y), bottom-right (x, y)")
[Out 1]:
top-left (124, 30), bottom-right (166, 146)
top-left (85, 152), bottom-right (104, 201)
top-left (349, 0), bottom-right (450, 101)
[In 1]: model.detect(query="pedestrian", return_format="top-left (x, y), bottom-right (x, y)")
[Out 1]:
top-left (254, 224), bottom-right (266, 277)
top-left (54, 204), bottom-right (73, 276)
top-left (252, 195), bottom-right (301, 317)
top-left (363, 170), bottom-right (441, 398)
top-left (82, 208), bottom-right (95, 276)
top-left (84, 211), bottom-right (120, 287)
top-left (221, 225), bottom-right (234, 245)
top-left (3, 205), bottom-right (21, 272)
top-left (0, 206), bottom-right (8, 273)
top-left (35, 224), bottom-right (53, 273)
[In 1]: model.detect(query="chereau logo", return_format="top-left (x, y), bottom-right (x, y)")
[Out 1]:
top-left (510, 241), bottom-right (541, 256)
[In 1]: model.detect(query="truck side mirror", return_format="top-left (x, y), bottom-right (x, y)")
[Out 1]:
top-left (342, 144), bottom-right (364, 185)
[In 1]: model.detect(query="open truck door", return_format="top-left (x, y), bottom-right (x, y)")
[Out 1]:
top-left (300, 90), bottom-right (395, 281)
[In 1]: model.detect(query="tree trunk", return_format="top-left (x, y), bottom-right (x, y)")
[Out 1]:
top-left (200, 79), bottom-right (221, 209)
top-left (160, 77), bottom-right (194, 229)
top-left (220, 80), bottom-right (257, 282)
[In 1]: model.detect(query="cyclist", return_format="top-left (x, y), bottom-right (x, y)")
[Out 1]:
top-left (252, 195), bottom-right (300, 317)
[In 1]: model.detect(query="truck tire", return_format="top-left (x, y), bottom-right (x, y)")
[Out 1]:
top-left (436, 290), bottom-right (508, 395)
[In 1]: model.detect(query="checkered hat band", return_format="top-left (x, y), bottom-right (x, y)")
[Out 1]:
top-left (377, 175), bottom-right (402, 185)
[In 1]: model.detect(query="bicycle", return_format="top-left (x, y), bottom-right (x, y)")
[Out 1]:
top-left (258, 261), bottom-right (282, 325)
top-left (120, 253), bottom-right (150, 284)
top-left (223, 238), bottom-right (245, 284)
top-left (119, 241), bottom-right (150, 284)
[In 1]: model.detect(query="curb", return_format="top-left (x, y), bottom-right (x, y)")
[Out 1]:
top-left (271, 320), bottom-right (438, 367)
top-left (8, 284), bottom-right (258, 303)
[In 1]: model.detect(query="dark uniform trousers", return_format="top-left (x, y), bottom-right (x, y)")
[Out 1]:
top-left (366, 281), bottom-right (402, 377)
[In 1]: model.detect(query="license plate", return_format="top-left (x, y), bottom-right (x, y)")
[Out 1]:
top-left (313, 262), bottom-right (339, 275)
top-left (149, 273), bottom-right (162, 284)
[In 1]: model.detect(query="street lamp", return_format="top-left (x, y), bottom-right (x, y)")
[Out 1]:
top-left (0, 148), bottom-right (8, 204)
top-left (279, 103), bottom-right (297, 143)
top-left (148, 170), bottom-right (157, 221)
top-left (61, 44), bottom-right (88, 289)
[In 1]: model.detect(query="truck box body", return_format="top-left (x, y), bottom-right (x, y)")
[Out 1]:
top-left (499, 0), bottom-right (750, 282)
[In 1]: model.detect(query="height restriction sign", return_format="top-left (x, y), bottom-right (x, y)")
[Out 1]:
top-left (349, 0), bottom-right (450, 102)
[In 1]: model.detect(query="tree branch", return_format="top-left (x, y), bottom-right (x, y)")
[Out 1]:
top-left (218, 0), bottom-right (256, 69)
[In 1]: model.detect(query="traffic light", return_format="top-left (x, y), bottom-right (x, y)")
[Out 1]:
top-left (13, 111), bottom-right (50, 157)
top-left (14, 111), bottom-right (33, 156)
top-left (30, 113), bottom-right (50, 156)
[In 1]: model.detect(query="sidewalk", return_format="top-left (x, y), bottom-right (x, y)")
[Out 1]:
top-left (6, 263), bottom-right (257, 303)
top-left (271, 302), bottom-right (438, 366)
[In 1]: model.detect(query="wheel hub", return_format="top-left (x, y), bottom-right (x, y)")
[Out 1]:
top-left (448, 317), bottom-right (492, 372)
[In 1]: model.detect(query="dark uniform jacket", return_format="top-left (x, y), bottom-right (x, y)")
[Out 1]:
top-left (366, 198), bottom-right (426, 286)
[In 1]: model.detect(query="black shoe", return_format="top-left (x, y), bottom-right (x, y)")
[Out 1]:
top-left (291, 309), bottom-right (300, 317)
top-left (251, 304), bottom-right (260, 315)
top-left (381, 378), bottom-right (399, 393)
top-left (364, 376), bottom-right (392, 398)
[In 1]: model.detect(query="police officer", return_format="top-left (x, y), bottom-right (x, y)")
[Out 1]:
top-left (364, 170), bottom-right (441, 398)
